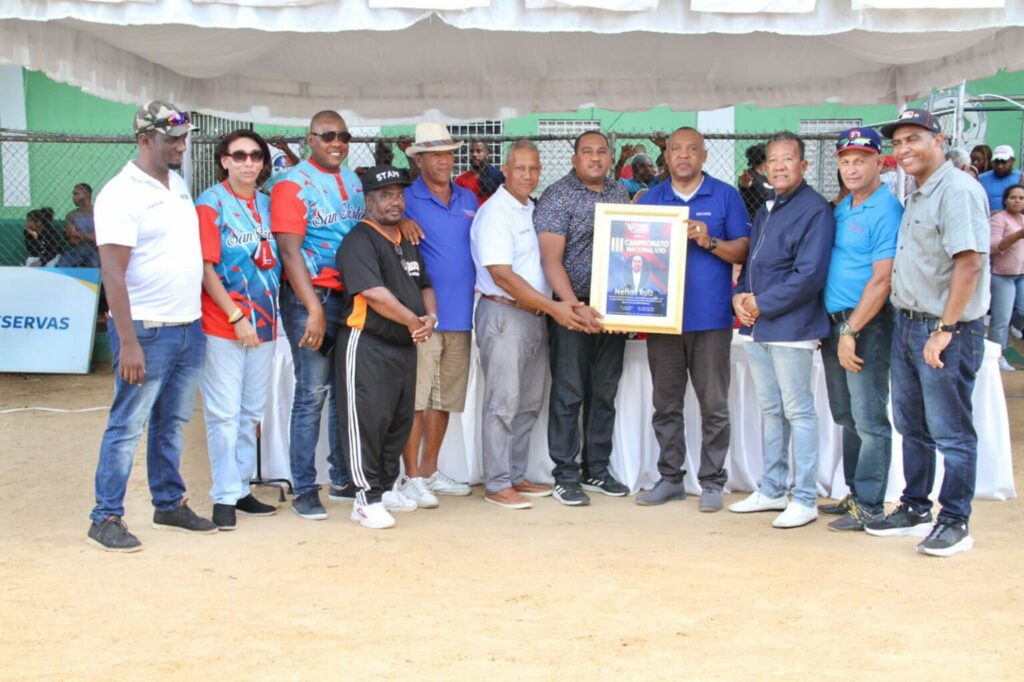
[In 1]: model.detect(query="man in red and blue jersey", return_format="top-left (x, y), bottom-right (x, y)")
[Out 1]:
top-left (271, 110), bottom-right (366, 520)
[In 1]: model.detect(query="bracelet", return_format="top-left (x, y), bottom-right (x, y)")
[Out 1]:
top-left (228, 309), bottom-right (245, 324)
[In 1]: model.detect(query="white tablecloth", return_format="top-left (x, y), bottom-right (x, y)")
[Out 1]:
top-left (261, 333), bottom-right (1016, 501)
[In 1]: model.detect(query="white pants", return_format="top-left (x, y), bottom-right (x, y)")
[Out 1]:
top-left (200, 334), bottom-right (275, 505)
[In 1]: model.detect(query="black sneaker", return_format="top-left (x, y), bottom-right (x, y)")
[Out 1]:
top-left (864, 503), bottom-right (933, 538)
top-left (236, 494), bottom-right (277, 516)
top-left (292, 490), bottom-right (328, 520)
top-left (152, 499), bottom-right (218, 534)
top-left (827, 501), bottom-right (883, 532)
top-left (818, 494), bottom-right (851, 516)
top-left (87, 516), bottom-right (142, 553)
top-left (917, 520), bottom-right (974, 557)
top-left (212, 504), bottom-right (236, 530)
top-left (328, 482), bottom-right (357, 501)
top-left (553, 483), bottom-right (590, 507)
top-left (581, 475), bottom-right (629, 497)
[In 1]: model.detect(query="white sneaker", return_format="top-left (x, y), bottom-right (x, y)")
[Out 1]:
top-left (427, 471), bottom-right (472, 496)
top-left (772, 502), bottom-right (818, 529)
top-left (398, 475), bottom-right (439, 509)
top-left (350, 502), bottom-right (395, 529)
top-left (998, 356), bottom-right (1016, 372)
top-left (728, 491), bottom-right (788, 513)
top-left (1010, 326), bottom-right (1022, 340)
top-left (382, 489), bottom-right (418, 513)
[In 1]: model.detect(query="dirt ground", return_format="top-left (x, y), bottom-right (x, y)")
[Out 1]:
top-left (1, 362), bottom-right (1022, 681)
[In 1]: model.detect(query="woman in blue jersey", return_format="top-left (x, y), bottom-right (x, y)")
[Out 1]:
top-left (196, 129), bottom-right (281, 530)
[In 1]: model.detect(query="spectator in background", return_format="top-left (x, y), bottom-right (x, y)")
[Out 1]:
top-left (397, 136), bottom-right (420, 182)
top-left (832, 169), bottom-right (850, 208)
top-left (23, 208), bottom-right (63, 267)
top-left (58, 183), bottom-right (100, 267)
top-left (455, 139), bottom-right (505, 205)
top-left (374, 140), bottom-right (395, 166)
top-left (979, 145), bottom-right (1021, 213)
top-left (988, 183), bottom-right (1024, 371)
top-left (880, 155), bottom-right (901, 198)
top-left (620, 154), bottom-right (657, 198)
top-left (971, 144), bottom-right (993, 175)
top-left (738, 142), bottom-right (772, 220)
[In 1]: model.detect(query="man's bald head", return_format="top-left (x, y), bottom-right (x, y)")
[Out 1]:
top-left (309, 110), bottom-right (344, 131)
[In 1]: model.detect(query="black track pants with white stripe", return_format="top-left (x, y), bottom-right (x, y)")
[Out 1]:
top-left (335, 327), bottom-right (417, 505)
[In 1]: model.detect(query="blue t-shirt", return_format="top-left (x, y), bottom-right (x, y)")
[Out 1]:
top-left (637, 173), bottom-right (751, 332)
top-left (403, 177), bottom-right (478, 331)
top-left (978, 169), bottom-right (1022, 213)
top-left (824, 185), bottom-right (902, 314)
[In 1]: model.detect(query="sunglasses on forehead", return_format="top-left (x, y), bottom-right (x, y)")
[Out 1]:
top-left (226, 150), bottom-right (265, 163)
top-left (837, 136), bottom-right (877, 149)
top-left (310, 130), bottom-right (353, 144)
top-left (154, 111), bottom-right (191, 128)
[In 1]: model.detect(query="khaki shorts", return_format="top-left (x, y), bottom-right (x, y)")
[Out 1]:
top-left (415, 331), bottom-right (472, 412)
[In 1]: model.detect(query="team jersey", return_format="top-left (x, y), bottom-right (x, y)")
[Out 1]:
top-left (197, 182), bottom-right (280, 343)
top-left (269, 159), bottom-right (365, 290)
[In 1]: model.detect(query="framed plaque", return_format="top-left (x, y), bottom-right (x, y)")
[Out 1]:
top-left (588, 202), bottom-right (688, 334)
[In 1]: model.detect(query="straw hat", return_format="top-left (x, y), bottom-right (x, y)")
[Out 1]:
top-left (405, 122), bottom-right (464, 157)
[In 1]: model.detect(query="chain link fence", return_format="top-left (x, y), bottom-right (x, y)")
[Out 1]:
top-left (1, 128), bottom-right (879, 267)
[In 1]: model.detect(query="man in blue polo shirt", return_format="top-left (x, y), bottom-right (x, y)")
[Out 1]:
top-left (635, 127), bottom-right (751, 511)
top-left (398, 123), bottom-right (480, 506)
top-left (819, 127), bottom-right (903, 532)
top-left (978, 145), bottom-right (1021, 214)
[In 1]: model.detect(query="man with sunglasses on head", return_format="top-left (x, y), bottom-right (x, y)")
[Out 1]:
top-left (87, 101), bottom-right (216, 552)
top-left (271, 110), bottom-right (366, 520)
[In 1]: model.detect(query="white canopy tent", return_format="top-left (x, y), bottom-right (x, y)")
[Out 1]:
top-left (0, 0), bottom-right (1022, 124)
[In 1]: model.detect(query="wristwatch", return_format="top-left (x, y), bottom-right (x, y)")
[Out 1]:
top-left (933, 321), bottom-right (957, 334)
top-left (706, 237), bottom-right (719, 251)
top-left (839, 322), bottom-right (858, 338)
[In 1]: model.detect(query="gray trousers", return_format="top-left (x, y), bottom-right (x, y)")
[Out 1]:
top-left (646, 328), bottom-right (732, 489)
top-left (476, 299), bottom-right (548, 494)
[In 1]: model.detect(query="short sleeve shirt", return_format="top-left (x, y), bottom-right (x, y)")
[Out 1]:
top-left (978, 169), bottom-right (1021, 213)
top-left (471, 186), bottom-right (549, 297)
top-left (337, 220), bottom-right (432, 346)
top-left (637, 173), bottom-right (751, 332)
top-left (454, 164), bottom-right (504, 205)
top-left (891, 161), bottom-right (991, 321)
top-left (534, 171), bottom-right (630, 301)
top-left (94, 162), bottom-right (202, 322)
top-left (197, 182), bottom-right (280, 342)
top-left (269, 159), bottom-right (365, 290)
top-left (824, 185), bottom-right (902, 313)
top-left (403, 177), bottom-right (477, 331)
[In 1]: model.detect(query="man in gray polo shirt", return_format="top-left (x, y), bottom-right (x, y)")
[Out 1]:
top-left (865, 109), bottom-right (990, 558)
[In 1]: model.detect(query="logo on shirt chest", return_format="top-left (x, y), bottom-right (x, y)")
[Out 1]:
top-left (225, 230), bottom-right (262, 248)
top-left (403, 259), bottom-right (421, 278)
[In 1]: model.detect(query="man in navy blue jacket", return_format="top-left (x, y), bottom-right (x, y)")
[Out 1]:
top-left (728, 131), bottom-right (835, 529)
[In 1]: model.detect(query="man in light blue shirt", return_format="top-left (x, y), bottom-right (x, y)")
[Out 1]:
top-left (819, 127), bottom-right (903, 532)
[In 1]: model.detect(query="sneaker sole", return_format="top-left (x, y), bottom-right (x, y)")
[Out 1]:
top-left (918, 535), bottom-right (974, 557)
top-left (636, 493), bottom-right (686, 506)
top-left (483, 496), bottom-right (532, 510)
top-left (553, 491), bottom-right (590, 507)
top-left (214, 524), bottom-right (237, 531)
top-left (728, 503), bottom-right (788, 513)
top-left (237, 508), bottom-right (277, 516)
top-left (698, 503), bottom-right (723, 513)
top-left (151, 522), bottom-right (219, 534)
top-left (514, 489), bottom-right (553, 498)
top-left (290, 506), bottom-right (328, 521)
top-left (772, 515), bottom-right (818, 529)
top-left (327, 495), bottom-right (356, 503)
top-left (349, 512), bottom-right (396, 529)
top-left (864, 523), bottom-right (932, 538)
top-left (85, 536), bottom-right (143, 553)
top-left (383, 504), bottom-right (418, 514)
top-left (581, 483), bottom-right (629, 497)
top-left (430, 488), bottom-right (472, 497)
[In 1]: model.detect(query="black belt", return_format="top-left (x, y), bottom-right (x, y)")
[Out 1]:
top-left (828, 308), bottom-right (855, 325)
top-left (897, 308), bottom-right (939, 322)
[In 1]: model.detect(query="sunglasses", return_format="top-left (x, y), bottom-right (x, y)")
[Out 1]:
top-left (837, 136), bottom-right (878, 150)
top-left (310, 130), bottom-right (352, 144)
top-left (148, 111), bottom-right (191, 130)
top-left (226, 150), bottom-right (265, 163)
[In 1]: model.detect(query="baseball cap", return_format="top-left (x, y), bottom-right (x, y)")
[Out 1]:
top-left (836, 127), bottom-right (882, 155)
top-left (993, 145), bottom-right (1016, 161)
top-left (134, 101), bottom-right (199, 136)
top-left (361, 165), bottom-right (412, 193)
top-left (879, 109), bottom-right (941, 139)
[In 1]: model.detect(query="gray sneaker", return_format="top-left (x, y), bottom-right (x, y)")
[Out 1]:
top-left (292, 490), bottom-right (328, 520)
top-left (636, 478), bottom-right (687, 506)
top-left (698, 487), bottom-right (723, 512)
top-left (152, 500), bottom-right (218, 534)
top-left (828, 501), bottom-right (883, 532)
top-left (87, 516), bottom-right (142, 553)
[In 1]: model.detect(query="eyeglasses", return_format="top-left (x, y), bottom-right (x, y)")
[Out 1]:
top-left (837, 136), bottom-right (878, 150)
top-left (226, 150), bottom-right (265, 163)
top-left (310, 130), bottom-right (352, 144)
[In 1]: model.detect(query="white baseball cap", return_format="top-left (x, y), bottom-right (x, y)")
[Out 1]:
top-left (992, 145), bottom-right (1016, 161)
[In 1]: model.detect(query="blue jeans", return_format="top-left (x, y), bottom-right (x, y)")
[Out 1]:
top-left (891, 313), bottom-right (984, 523)
top-left (280, 283), bottom-right (350, 495)
top-left (987, 273), bottom-right (1024, 349)
top-left (90, 319), bottom-right (205, 522)
top-left (820, 308), bottom-right (894, 514)
top-left (745, 342), bottom-right (820, 508)
top-left (200, 334), bottom-right (275, 505)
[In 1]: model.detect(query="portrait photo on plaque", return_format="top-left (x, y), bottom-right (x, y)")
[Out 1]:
top-left (589, 203), bottom-right (688, 334)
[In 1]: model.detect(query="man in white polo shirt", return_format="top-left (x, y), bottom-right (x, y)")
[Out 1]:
top-left (87, 101), bottom-right (217, 552)
top-left (470, 140), bottom-right (592, 510)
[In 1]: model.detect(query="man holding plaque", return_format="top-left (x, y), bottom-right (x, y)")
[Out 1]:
top-left (635, 127), bottom-right (751, 511)
top-left (730, 131), bottom-right (835, 529)
top-left (536, 131), bottom-right (632, 507)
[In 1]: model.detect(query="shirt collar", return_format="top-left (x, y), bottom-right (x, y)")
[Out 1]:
top-left (568, 170), bottom-right (618, 195)
top-left (914, 160), bottom-right (953, 198)
top-left (842, 184), bottom-right (889, 212)
top-left (411, 176), bottom-right (458, 206)
top-left (495, 185), bottom-right (532, 212)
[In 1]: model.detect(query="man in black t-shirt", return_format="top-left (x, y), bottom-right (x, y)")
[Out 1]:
top-left (335, 165), bottom-right (438, 530)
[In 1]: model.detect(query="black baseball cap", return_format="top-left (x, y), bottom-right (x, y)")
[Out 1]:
top-left (361, 165), bottom-right (412, 193)
top-left (880, 109), bottom-right (941, 139)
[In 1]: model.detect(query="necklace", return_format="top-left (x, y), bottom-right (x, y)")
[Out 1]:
top-left (226, 182), bottom-right (267, 238)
